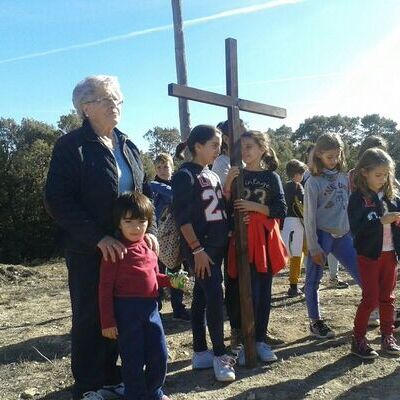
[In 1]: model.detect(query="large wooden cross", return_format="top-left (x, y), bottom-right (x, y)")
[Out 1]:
top-left (169, 37), bottom-right (286, 367)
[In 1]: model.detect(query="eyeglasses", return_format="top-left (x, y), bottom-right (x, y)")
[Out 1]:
top-left (84, 97), bottom-right (124, 107)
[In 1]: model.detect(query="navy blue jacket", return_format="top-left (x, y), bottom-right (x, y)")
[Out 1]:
top-left (348, 189), bottom-right (400, 259)
top-left (151, 176), bottom-right (172, 224)
top-left (171, 162), bottom-right (229, 251)
top-left (44, 120), bottom-right (155, 253)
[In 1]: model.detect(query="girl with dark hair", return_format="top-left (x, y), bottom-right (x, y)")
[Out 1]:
top-left (99, 192), bottom-right (188, 400)
top-left (172, 125), bottom-right (236, 382)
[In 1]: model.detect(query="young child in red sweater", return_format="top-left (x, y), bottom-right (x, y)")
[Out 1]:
top-left (99, 191), bottom-right (187, 400)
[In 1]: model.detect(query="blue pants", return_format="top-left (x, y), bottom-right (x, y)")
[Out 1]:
top-left (250, 266), bottom-right (273, 342)
top-left (225, 265), bottom-right (273, 342)
top-left (115, 298), bottom-right (167, 400)
top-left (305, 231), bottom-right (360, 319)
top-left (190, 246), bottom-right (226, 356)
top-left (66, 251), bottom-right (120, 400)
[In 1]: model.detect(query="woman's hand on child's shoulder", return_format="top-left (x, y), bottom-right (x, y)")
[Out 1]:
top-left (102, 327), bottom-right (118, 340)
top-left (145, 233), bottom-right (159, 254)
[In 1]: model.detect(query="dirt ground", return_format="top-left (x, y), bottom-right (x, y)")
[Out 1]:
top-left (1, 261), bottom-right (400, 400)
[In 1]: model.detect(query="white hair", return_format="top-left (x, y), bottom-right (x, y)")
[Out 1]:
top-left (72, 75), bottom-right (123, 118)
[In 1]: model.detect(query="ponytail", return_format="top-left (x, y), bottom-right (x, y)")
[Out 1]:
top-left (175, 141), bottom-right (187, 160)
top-left (175, 125), bottom-right (221, 160)
top-left (262, 147), bottom-right (279, 171)
top-left (241, 130), bottom-right (278, 171)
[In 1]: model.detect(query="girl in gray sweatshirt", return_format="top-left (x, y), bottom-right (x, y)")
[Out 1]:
top-left (304, 133), bottom-right (360, 339)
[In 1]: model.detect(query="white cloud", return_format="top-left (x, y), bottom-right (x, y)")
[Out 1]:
top-left (0, 0), bottom-right (304, 65)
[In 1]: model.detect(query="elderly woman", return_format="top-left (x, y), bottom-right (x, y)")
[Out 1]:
top-left (45, 75), bottom-right (158, 400)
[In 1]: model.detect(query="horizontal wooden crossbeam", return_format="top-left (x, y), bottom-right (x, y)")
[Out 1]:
top-left (168, 83), bottom-right (286, 119)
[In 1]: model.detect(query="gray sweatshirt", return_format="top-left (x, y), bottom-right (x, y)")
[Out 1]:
top-left (304, 169), bottom-right (350, 256)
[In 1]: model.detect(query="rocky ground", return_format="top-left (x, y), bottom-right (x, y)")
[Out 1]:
top-left (1, 261), bottom-right (400, 400)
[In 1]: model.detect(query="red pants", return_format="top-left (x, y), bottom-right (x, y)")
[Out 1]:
top-left (353, 251), bottom-right (397, 338)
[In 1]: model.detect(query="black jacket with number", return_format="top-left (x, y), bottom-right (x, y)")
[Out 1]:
top-left (171, 162), bottom-right (229, 252)
top-left (44, 119), bottom-right (155, 253)
top-left (348, 189), bottom-right (400, 259)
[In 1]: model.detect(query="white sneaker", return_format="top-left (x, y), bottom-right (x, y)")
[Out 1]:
top-left (97, 383), bottom-right (124, 399)
top-left (256, 342), bottom-right (278, 362)
top-left (81, 392), bottom-right (104, 400)
top-left (238, 342), bottom-right (278, 364)
top-left (192, 350), bottom-right (214, 369)
top-left (368, 309), bottom-right (380, 327)
top-left (213, 354), bottom-right (236, 382)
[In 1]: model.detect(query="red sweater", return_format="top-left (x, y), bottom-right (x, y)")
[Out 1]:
top-left (228, 213), bottom-right (288, 278)
top-left (99, 238), bottom-right (171, 329)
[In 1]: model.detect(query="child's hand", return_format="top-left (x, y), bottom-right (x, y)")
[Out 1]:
top-left (170, 270), bottom-right (190, 291)
top-left (235, 199), bottom-right (259, 213)
top-left (102, 327), bottom-right (118, 340)
top-left (224, 167), bottom-right (240, 192)
top-left (312, 252), bottom-right (325, 267)
top-left (381, 212), bottom-right (400, 224)
top-left (194, 250), bottom-right (214, 279)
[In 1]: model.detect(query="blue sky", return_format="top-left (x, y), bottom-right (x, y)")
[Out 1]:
top-left (1, 0), bottom-right (400, 150)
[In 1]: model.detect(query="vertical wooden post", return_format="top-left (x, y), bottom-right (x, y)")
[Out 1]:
top-left (171, 0), bottom-right (191, 141)
top-left (226, 39), bottom-right (257, 367)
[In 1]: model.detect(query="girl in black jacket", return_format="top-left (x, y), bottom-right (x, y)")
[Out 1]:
top-left (348, 148), bottom-right (400, 359)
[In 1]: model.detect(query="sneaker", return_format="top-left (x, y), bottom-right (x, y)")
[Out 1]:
top-left (213, 354), bottom-right (236, 382)
top-left (265, 331), bottom-right (285, 348)
top-left (192, 350), bottom-right (214, 369)
top-left (394, 320), bottom-right (400, 333)
top-left (351, 336), bottom-right (379, 359)
top-left (172, 308), bottom-right (191, 321)
top-left (97, 384), bottom-right (124, 399)
top-left (237, 348), bottom-right (246, 366)
top-left (368, 309), bottom-right (380, 327)
top-left (309, 320), bottom-right (335, 339)
top-left (256, 342), bottom-right (278, 362)
top-left (81, 392), bottom-right (104, 400)
top-left (287, 285), bottom-right (304, 297)
top-left (328, 277), bottom-right (349, 289)
top-left (230, 328), bottom-right (243, 354)
top-left (381, 335), bottom-right (400, 356)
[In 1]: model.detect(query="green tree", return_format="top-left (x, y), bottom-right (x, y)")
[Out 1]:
top-left (292, 114), bottom-right (360, 144)
top-left (58, 110), bottom-right (82, 133)
top-left (0, 117), bottom-right (60, 262)
top-left (274, 125), bottom-right (293, 141)
top-left (140, 151), bottom-right (156, 180)
top-left (360, 115), bottom-right (400, 177)
top-left (143, 126), bottom-right (180, 160)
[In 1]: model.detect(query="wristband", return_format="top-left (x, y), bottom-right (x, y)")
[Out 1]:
top-left (192, 247), bottom-right (205, 255)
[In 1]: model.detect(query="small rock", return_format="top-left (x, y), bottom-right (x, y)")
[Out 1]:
top-left (20, 388), bottom-right (39, 399)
